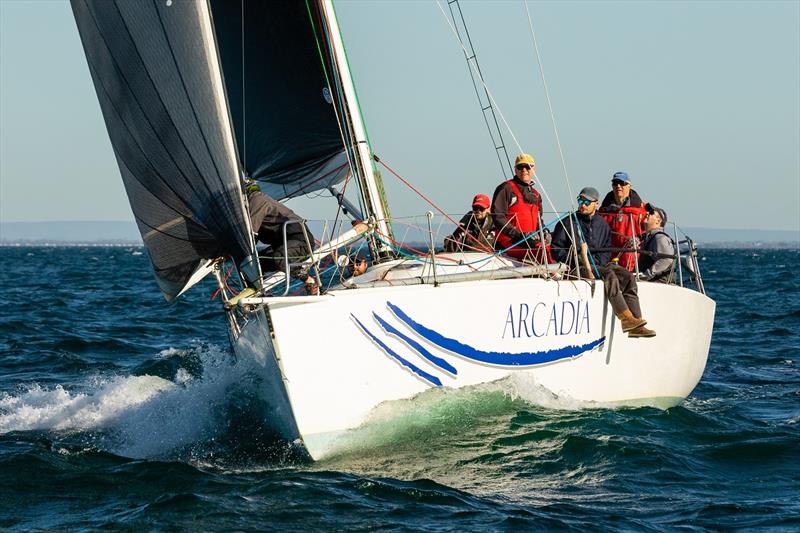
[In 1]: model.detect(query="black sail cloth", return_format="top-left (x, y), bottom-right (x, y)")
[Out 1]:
top-left (71, 0), bottom-right (255, 300)
top-left (210, 0), bottom-right (349, 200)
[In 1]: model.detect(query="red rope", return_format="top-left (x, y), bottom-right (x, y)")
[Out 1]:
top-left (210, 264), bottom-right (237, 301)
top-left (374, 155), bottom-right (494, 253)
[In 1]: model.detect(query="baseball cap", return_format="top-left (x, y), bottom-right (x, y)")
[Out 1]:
top-left (514, 153), bottom-right (535, 167)
top-left (578, 186), bottom-right (600, 202)
top-left (612, 171), bottom-right (631, 184)
top-left (472, 194), bottom-right (491, 209)
top-left (645, 203), bottom-right (668, 226)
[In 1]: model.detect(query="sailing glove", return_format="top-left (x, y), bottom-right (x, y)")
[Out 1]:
top-left (244, 180), bottom-right (261, 196)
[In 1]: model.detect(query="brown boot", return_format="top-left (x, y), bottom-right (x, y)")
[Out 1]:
top-left (617, 309), bottom-right (647, 332)
top-left (628, 324), bottom-right (656, 338)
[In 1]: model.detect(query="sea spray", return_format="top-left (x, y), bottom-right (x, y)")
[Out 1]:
top-left (0, 343), bottom-right (277, 462)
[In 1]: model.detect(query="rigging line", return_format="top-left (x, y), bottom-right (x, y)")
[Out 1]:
top-left (324, 2), bottom-right (394, 241)
top-left (446, 0), bottom-right (511, 178)
top-left (524, 1), bottom-right (576, 212)
top-left (375, 157), bottom-right (493, 252)
top-left (432, 0), bottom-right (561, 218)
top-left (329, 172), bottom-right (354, 243)
top-left (301, 5), bottom-right (364, 246)
top-left (434, 1), bottom-right (521, 152)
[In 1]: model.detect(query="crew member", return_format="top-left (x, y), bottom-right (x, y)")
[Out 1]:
top-left (245, 180), bottom-right (318, 294)
top-left (598, 171), bottom-right (647, 271)
top-left (551, 186), bottom-right (656, 338)
top-left (444, 193), bottom-right (495, 252)
top-left (338, 251), bottom-right (369, 280)
top-left (638, 204), bottom-right (675, 282)
top-left (491, 153), bottom-right (549, 263)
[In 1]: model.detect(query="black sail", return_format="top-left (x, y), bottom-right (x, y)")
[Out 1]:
top-left (71, 0), bottom-right (255, 301)
top-left (210, 0), bottom-right (349, 200)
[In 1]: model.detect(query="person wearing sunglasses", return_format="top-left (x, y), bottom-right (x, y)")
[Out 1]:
top-left (491, 153), bottom-right (550, 263)
top-left (598, 171), bottom-right (648, 272)
top-left (551, 187), bottom-right (656, 338)
top-left (637, 204), bottom-right (675, 283)
top-left (443, 193), bottom-right (496, 253)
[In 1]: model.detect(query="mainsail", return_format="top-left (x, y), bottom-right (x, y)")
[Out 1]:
top-left (72, 0), bottom-right (256, 301)
top-left (210, 1), bottom-right (350, 201)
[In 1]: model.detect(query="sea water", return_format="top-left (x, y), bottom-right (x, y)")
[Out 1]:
top-left (0, 246), bottom-right (798, 530)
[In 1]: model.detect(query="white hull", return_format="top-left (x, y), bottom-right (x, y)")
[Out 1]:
top-left (235, 272), bottom-right (715, 460)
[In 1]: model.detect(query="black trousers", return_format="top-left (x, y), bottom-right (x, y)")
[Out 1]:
top-left (598, 264), bottom-right (642, 318)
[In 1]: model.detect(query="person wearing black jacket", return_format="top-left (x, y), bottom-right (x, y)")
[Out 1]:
top-left (444, 193), bottom-right (495, 252)
top-left (551, 187), bottom-right (656, 338)
top-left (245, 181), bottom-right (318, 294)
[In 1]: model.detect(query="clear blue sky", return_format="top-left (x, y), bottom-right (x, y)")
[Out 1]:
top-left (1, 0), bottom-right (798, 232)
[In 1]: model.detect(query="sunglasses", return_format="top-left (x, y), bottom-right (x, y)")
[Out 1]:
top-left (515, 164), bottom-right (532, 171)
top-left (472, 206), bottom-right (488, 212)
top-left (611, 180), bottom-right (629, 187)
top-left (577, 198), bottom-right (594, 206)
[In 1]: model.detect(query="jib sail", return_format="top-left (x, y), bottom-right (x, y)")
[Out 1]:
top-left (72, 0), bottom-right (256, 300)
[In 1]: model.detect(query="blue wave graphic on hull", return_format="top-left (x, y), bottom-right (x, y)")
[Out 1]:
top-left (350, 314), bottom-right (442, 387)
top-left (372, 312), bottom-right (458, 375)
top-left (387, 301), bottom-right (605, 367)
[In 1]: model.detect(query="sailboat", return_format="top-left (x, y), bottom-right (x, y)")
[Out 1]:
top-left (71, 0), bottom-right (715, 460)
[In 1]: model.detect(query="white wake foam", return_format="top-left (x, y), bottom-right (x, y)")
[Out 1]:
top-left (0, 344), bottom-right (263, 460)
top-left (0, 376), bottom-right (174, 434)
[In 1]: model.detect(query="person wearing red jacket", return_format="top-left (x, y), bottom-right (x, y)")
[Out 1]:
top-left (598, 171), bottom-right (647, 271)
top-left (491, 153), bottom-right (550, 263)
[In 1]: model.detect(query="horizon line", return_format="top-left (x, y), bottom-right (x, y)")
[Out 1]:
top-left (2, 219), bottom-right (798, 234)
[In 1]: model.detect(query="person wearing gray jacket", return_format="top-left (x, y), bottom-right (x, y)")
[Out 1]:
top-left (245, 181), bottom-right (318, 293)
top-left (637, 204), bottom-right (675, 282)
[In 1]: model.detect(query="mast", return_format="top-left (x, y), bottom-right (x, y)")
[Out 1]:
top-left (319, 0), bottom-right (394, 259)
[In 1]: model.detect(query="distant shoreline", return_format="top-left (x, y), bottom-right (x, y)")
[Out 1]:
top-left (1, 221), bottom-right (797, 250)
top-left (0, 241), bottom-right (143, 247)
top-left (1, 240), bottom-right (797, 250)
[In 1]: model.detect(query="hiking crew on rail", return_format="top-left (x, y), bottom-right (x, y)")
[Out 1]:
top-left (551, 186), bottom-right (656, 338)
